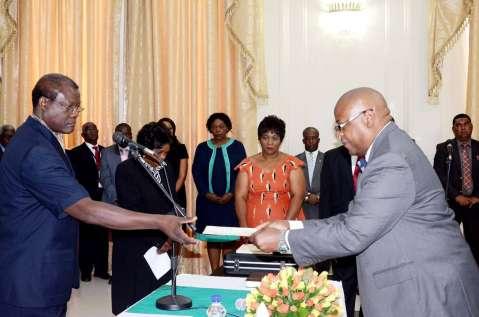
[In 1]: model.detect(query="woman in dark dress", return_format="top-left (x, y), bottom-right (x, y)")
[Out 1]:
top-left (111, 122), bottom-right (175, 315)
top-left (192, 113), bottom-right (247, 271)
top-left (159, 117), bottom-right (189, 208)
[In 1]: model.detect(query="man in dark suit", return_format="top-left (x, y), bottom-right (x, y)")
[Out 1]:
top-left (100, 123), bottom-right (132, 205)
top-left (319, 145), bottom-right (359, 317)
top-left (0, 124), bottom-right (15, 160)
top-left (433, 113), bottom-right (479, 265)
top-left (0, 73), bottom-right (196, 317)
top-left (296, 127), bottom-right (323, 219)
top-left (67, 122), bottom-right (109, 281)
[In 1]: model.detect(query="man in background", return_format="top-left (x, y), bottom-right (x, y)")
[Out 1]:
top-left (100, 123), bottom-right (133, 205)
top-left (251, 87), bottom-right (479, 316)
top-left (433, 113), bottom-right (479, 265)
top-left (318, 145), bottom-right (359, 317)
top-left (0, 73), bottom-right (196, 317)
top-left (296, 127), bottom-right (323, 219)
top-left (0, 124), bottom-right (15, 160)
top-left (68, 122), bottom-right (109, 282)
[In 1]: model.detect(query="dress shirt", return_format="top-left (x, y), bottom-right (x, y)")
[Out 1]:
top-left (119, 146), bottom-right (129, 162)
top-left (305, 149), bottom-right (319, 185)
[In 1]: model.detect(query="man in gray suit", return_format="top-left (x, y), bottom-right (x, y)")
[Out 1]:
top-left (296, 127), bottom-right (324, 219)
top-left (100, 123), bottom-right (132, 205)
top-left (251, 87), bottom-right (479, 317)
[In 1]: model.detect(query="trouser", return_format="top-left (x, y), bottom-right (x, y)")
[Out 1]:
top-left (0, 302), bottom-right (67, 317)
top-left (79, 222), bottom-right (109, 277)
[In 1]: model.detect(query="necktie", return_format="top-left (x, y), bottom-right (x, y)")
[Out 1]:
top-left (461, 143), bottom-right (473, 194)
top-left (93, 146), bottom-right (101, 170)
top-left (353, 157), bottom-right (366, 192)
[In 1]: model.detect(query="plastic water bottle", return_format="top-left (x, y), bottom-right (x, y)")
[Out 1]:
top-left (206, 294), bottom-right (227, 317)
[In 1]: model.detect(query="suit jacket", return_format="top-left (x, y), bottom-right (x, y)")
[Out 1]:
top-left (100, 145), bottom-right (122, 204)
top-left (289, 123), bottom-right (479, 317)
top-left (67, 142), bottom-right (103, 200)
top-left (318, 146), bottom-right (354, 219)
top-left (0, 117), bottom-right (88, 307)
top-left (296, 150), bottom-right (324, 219)
top-left (433, 138), bottom-right (479, 201)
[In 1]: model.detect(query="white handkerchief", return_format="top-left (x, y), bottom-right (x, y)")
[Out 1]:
top-left (143, 246), bottom-right (171, 280)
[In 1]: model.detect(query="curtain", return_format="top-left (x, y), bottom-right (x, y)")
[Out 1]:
top-left (0, 0), bottom-right (121, 148)
top-left (124, 0), bottom-right (267, 275)
top-left (466, 1), bottom-right (479, 137)
top-left (428, 0), bottom-right (473, 103)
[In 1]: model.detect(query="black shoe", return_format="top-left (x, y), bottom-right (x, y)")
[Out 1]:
top-left (94, 272), bottom-right (111, 280)
top-left (81, 274), bottom-right (92, 282)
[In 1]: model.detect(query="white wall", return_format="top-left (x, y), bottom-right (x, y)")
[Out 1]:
top-left (260, 0), bottom-right (469, 161)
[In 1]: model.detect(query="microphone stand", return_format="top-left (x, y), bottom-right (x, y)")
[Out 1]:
top-left (445, 150), bottom-right (452, 201)
top-left (129, 146), bottom-right (193, 310)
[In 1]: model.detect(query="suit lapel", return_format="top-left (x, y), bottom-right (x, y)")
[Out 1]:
top-left (312, 152), bottom-right (323, 186)
top-left (298, 152), bottom-right (311, 190)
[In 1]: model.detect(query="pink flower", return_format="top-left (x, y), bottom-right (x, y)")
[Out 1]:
top-left (282, 288), bottom-right (289, 296)
top-left (278, 304), bottom-right (289, 314)
top-left (292, 292), bottom-right (305, 301)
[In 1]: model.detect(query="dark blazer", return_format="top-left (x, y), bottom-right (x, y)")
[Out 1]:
top-left (296, 151), bottom-right (324, 219)
top-left (319, 146), bottom-right (354, 219)
top-left (111, 158), bottom-right (174, 314)
top-left (67, 142), bottom-right (103, 200)
top-left (0, 117), bottom-right (88, 307)
top-left (317, 145), bottom-right (357, 317)
top-left (433, 139), bottom-right (479, 200)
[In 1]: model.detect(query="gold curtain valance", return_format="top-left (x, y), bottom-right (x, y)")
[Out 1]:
top-left (428, 0), bottom-right (473, 103)
top-left (0, 0), bottom-right (16, 56)
top-left (225, 0), bottom-right (268, 102)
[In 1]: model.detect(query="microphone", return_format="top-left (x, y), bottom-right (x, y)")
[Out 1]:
top-left (446, 143), bottom-right (453, 161)
top-left (113, 132), bottom-right (157, 158)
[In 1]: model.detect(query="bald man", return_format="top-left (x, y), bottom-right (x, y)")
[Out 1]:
top-left (251, 88), bottom-right (479, 316)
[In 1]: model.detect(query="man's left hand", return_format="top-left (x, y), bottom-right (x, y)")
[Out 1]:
top-left (249, 226), bottom-right (284, 253)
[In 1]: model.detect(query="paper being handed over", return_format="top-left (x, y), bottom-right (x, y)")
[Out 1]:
top-left (202, 225), bottom-right (257, 237)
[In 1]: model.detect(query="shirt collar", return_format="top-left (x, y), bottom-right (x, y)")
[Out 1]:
top-left (30, 114), bottom-right (65, 151)
top-left (305, 149), bottom-right (319, 156)
top-left (85, 142), bottom-right (98, 151)
top-left (364, 121), bottom-right (392, 162)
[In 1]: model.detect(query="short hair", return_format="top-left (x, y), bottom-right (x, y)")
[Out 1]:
top-left (302, 127), bottom-right (319, 137)
top-left (115, 123), bottom-right (131, 132)
top-left (31, 73), bottom-right (79, 109)
top-left (158, 117), bottom-right (176, 135)
top-left (137, 122), bottom-right (172, 149)
top-left (206, 113), bottom-right (232, 132)
top-left (258, 115), bottom-right (286, 141)
top-left (453, 113), bottom-right (471, 125)
top-left (0, 124), bottom-right (15, 136)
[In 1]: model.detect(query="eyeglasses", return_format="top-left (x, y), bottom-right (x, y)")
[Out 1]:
top-left (44, 96), bottom-right (84, 114)
top-left (334, 108), bottom-right (372, 133)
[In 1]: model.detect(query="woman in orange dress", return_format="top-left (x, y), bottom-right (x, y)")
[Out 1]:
top-left (235, 115), bottom-right (306, 228)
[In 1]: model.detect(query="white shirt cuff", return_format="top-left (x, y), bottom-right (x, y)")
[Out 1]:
top-left (288, 220), bottom-right (304, 230)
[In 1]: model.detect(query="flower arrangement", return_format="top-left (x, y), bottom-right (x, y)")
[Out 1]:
top-left (245, 267), bottom-right (342, 317)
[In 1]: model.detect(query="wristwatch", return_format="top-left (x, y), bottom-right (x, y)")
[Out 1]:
top-left (277, 230), bottom-right (291, 254)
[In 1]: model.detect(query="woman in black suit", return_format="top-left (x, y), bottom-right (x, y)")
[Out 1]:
top-left (111, 122), bottom-right (175, 315)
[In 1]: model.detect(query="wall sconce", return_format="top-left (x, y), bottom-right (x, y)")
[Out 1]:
top-left (324, 0), bottom-right (364, 13)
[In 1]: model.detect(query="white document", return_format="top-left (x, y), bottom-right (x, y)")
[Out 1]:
top-left (236, 243), bottom-right (271, 255)
top-left (143, 246), bottom-right (171, 280)
top-left (203, 225), bottom-right (257, 237)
